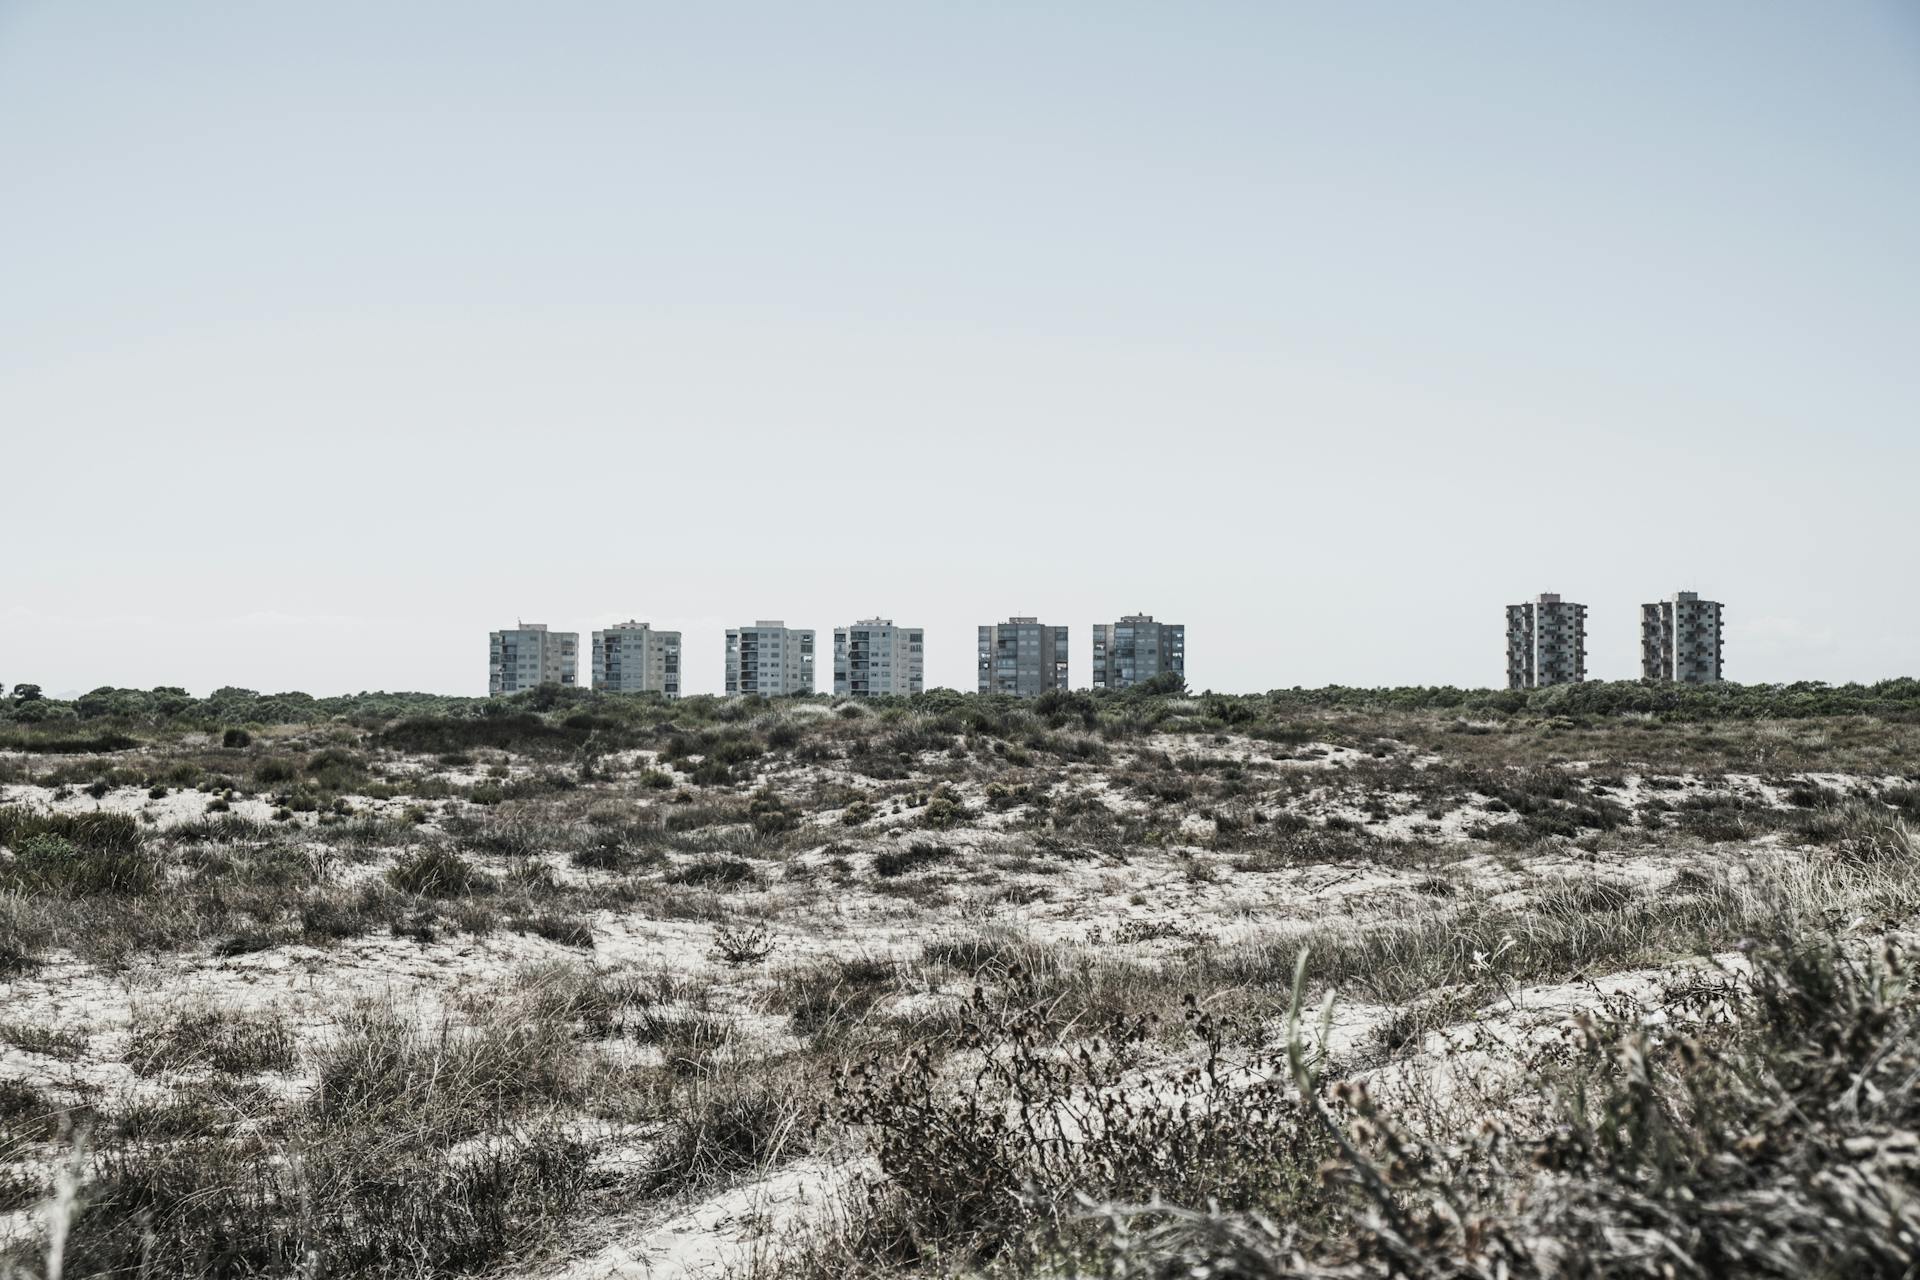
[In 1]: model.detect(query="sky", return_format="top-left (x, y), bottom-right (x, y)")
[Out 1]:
top-left (3, 2), bottom-right (1916, 698)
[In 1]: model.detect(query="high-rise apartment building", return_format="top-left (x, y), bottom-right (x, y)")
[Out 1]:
top-left (1505, 593), bottom-right (1587, 689)
top-left (1091, 614), bottom-right (1185, 690)
top-left (1642, 592), bottom-right (1724, 683)
top-left (977, 617), bottom-right (1069, 697)
top-left (488, 623), bottom-right (577, 696)
top-left (590, 621), bottom-right (681, 696)
top-left (834, 619), bottom-right (923, 696)
top-left (726, 622), bottom-right (816, 696)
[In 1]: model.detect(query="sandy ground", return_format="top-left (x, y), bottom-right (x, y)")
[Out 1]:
top-left (0, 728), bottom-right (1907, 1276)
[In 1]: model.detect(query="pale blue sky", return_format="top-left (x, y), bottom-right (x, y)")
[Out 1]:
top-left (3, 2), bottom-right (1916, 696)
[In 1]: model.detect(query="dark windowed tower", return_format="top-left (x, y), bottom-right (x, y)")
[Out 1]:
top-left (1506, 594), bottom-right (1587, 689)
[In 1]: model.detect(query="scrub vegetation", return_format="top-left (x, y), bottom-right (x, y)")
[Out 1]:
top-left (0, 678), bottom-right (1916, 1277)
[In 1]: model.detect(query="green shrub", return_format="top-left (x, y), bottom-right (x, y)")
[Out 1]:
top-left (252, 757), bottom-right (299, 785)
top-left (387, 846), bottom-right (490, 897)
top-left (0, 806), bottom-right (143, 853)
top-left (711, 923), bottom-right (775, 965)
top-left (829, 984), bottom-right (1329, 1263)
top-left (4, 832), bottom-right (158, 896)
top-left (667, 857), bottom-right (756, 887)
top-left (920, 796), bottom-right (965, 830)
top-left (58, 1126), bottom-right (590, 1278)
top-left (377, 713), bottom-right (598, 757)
top-left (571, 833), bottom-right (642, 872)
top-left (778, 957), bottom-right (899, 1042)
top-left (687, 760), bottom-right (733, 787)
top-left (0, 731), bottom-right (140, 754)
top-left (873, 842), bottom-right (952, 877)
top-left (512, 913), bottom-right (595, 948)
top-left (748, 791), bottom-right (798, 837)
top-left (301, 892), bottom-right (382, 942)
top-left (640, 1083), bottom-right (802, 1196)
top-left (127, 1007), bottom-right (298, 1076)
top-left (0, 899), bottom-right (50, 975)
top-left (1079, 937), bottom-right (1920, 1279)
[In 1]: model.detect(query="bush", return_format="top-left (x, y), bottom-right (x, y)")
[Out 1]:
top-left (0, 731), bottom-right (140, 754)
top-left (749, 791), bottom-right (798, 837)
top-left (59, 1124), bottom-right (590, 1278)
top-left (222, 727), bottom-right (252, 749)
top-left (640, 1084), bottom-right (802, 1196)
top-left (302, 893), bottom-right (382, 942)
top-left (4, 832), bottom-right (158, 896)
top-left (253, 757), bottom-right (299, 785)
top-left (711, 923), bottom-right (775, 965)
top-left (1012, 938), bottom-right (1920, 1279)
top-left (873, 842), bottom-right (952, 878)
top-left (778, 957), bottom-right (899, 1042)
top-left (0, 806), bottom-right (144, 854)
top-left (387, 846), bottom-right (491, 897)
top-left (512, 912), bottom-right (595, 948)
top-left (571, 832), bottom-right (644, 872)
top-left (920, 795), bottom-right (965, 830)
top-left (305, 748), bottom-right (368, 789)
top-left (667, 857), bottom-right (756, 887)
top-left (829, 984), bottom-right (1330, 1264)
top-left (127, 1007), bottom-right (299, 1075)
top-left (377, 714), bottom-right (586, 756)
top-left (0, 898), bottom-right (50, 975)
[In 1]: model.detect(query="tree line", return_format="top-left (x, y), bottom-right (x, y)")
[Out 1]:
top-left (3, 675), bottom-right (1918, 732)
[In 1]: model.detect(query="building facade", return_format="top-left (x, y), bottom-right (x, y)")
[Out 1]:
top-left (590, 621), bottom-right (681, 696)
top-left (834, 619), bottom-right (923, 696)
top-left (977, 617), bottom-right (1069, 696)
top-left (488, 623), bottom-right (578, 696)
top-left (726, 622), bottom-right (816, 696)
top-left (1091, 614), bottom-right (1185, 690)
top-left (1642, 592), bottom-right (1724, 683)
top-left (1505, 593), bottom-right (1588, 689)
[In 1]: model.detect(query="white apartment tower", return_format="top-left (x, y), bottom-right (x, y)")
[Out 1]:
top-left (591, 621), bottom-right (681, 697)
top-left (834, 619), bottom-right (923, 696)
top-left (1642, 592), bottom-right (1724, 683)
top-left (726, 622), bottom-right (816, 696)
top-left (978, 617), bottom-right (1069, 697)
top-left (1091, 614), bottom-right (1185, 690)
top-left (1505, 593), bottom-right (1587, 689)
top-left (488, 623), bottom-right (578, 696)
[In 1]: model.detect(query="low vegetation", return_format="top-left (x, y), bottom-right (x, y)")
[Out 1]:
top-left (0, 683), bottom-right (1915, 1277)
